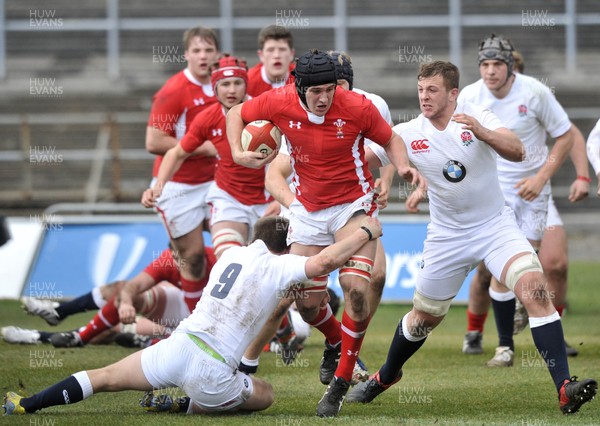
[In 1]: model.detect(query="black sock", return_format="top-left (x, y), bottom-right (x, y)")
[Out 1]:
top-left (56, 292), bottom-right (98, 320)
top-left (20, 375), bottom-right (86, 413)
top-left (38, 331), bottom-right (54, 343)
top-left (530, 319), bottom-right (570, 392)
top-left (379, 319), bottom-right (427, 385)
top-left (491, 297), bottom-right (515, 350)
top-left (176, 396), bottom-right (191, 413)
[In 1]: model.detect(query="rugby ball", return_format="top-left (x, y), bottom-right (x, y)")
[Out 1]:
top-left (241, 120), bottom-right (282, 155)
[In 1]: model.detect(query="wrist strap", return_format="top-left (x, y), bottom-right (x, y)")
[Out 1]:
top-left (360, 226), bottom-right (373, 240)
top-left (577, 175), bottom-right (592, 183)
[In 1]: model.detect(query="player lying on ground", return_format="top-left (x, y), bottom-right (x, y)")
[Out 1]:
top-left (2, 247), bottom-right (215, 349)
top-left (2, 215), bottom-right (382, 416)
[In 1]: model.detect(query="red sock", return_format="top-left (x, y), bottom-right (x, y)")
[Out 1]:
top-left (276, 314), bottom-right (295, 344)
top-left (149, 337), bottom-right (164, 346)
top-left (277, 314), bottom-right (290, 333)
top-left (335, 311), bottom-right (370, 382)
top-left (555, 304), bottom-right (565, 317)
top-left (308, 304), bottom-right (342, 346)
top-left (180, 276), bottom-right (206, 312)
top-left (467, 309), bottom-right (488, 332)
top-left (79, 296), bottom-right (120, 343)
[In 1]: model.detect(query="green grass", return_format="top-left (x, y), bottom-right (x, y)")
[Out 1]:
top-left (1, 262), bottom-right (599, 425)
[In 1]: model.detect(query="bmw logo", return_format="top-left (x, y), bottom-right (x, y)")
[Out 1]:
top-left (443, 160), bottom-right (466, 183)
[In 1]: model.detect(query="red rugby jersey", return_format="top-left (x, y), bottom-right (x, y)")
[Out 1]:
top-left (247, 63), bottom-right (295, 97)
top-left (143, 248), bottom-right (181, 285)
top-left (241, 85), bottom-right (392, 211)
top-left (143, 247), bottom-right (217, 308)
top-left (148, 69), bottom-right (217, 184)
top-left (180, 102), bottom-right (272, 205)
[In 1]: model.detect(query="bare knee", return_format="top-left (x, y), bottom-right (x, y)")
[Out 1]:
top-left (516, 273), bottom-right (554, 312)
top-left (241, 378), bottom-right (274, 411)
top-left (296, 295), bottom-right (323, 322)
top-left (407, 309), bottom-right (443, 338)
top-left (349, 287), bottom-right (367, 314)
top-left (543, 254), bottom-right (568, 283)
top-left (370, 267), bottom-right (386, 300)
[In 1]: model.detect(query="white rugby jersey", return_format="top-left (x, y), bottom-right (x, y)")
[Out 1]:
top-left (176, 240), bottom-right (308, 369)
top-left (392, 100), bottom-right (506, 229)
top-left (587, 118), bottom-right (600, 176)
top-left (354, 88), bottom-right (394, 127)
top-left (459, 73), bottom-right (571, 184)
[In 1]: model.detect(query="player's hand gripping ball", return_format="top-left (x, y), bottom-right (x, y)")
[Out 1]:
top-left (241, 120), bottom-right (282, 155)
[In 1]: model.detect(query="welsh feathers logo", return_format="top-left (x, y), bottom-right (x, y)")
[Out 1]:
top-left (460, 131), bottom-right (474, 147)
top-left (518, 104), bottom-right (528, 117)
top-left (333, 118), bottom-right (346, 139)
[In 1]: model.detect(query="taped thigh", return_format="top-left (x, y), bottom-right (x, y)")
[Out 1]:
top-left (413, 291), bottom-right (452, 317)
top-left (339, 255), bottom-right (373, 283)
top-left (212, 228), bottom-right (245, 257)
top-left (297, 274), bottom-right (329, 294)
top-left (504, 252), bottom-right (543, 292)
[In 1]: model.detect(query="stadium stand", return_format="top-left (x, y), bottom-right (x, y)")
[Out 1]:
top-left (0, 0), bottom-right (599, 213)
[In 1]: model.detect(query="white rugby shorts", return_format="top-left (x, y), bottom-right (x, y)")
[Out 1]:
top-left (546, 194), bottom-right (563, 228)
top-left (286, 192), bottom-right (378, 246)
top-left (152, 179), bottom-right (212, 239)
top-left (206, 183), bottom-right (269, 233)
top-left (500, 181), bottom-right (551, 242)
top-left (141, 331), bottom-right (253, 412)
top-left (416, 206), bottom-right (534, 300)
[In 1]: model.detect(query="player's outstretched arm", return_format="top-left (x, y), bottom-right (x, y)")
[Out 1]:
top-left (305, 216), bottom-right (382, 279)
top-left (375, 164), bottom-right (396, 210)
top-left (265, 153), bottom-right (295, 208)
top-left (145, 126), bottom-right (179, 155)
top-left (117, 272), bottom-right (158, 324)
top-left (585, 119), bottom-right (600, 197)
top-left (515, 126), bottom-right (575, 201)
top-left (568, 123), bottom-right (590, 202)
top-left (384, 133), bottom-right (426, 190)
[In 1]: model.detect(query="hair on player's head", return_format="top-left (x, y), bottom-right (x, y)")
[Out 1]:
top-left (251, 216), bottom-right (289, 254)
top-left (512, 50), bottom-right (525, 73)
top-left (418, 61), bottom-right (460, 91)
top-left (183, 26), bottom-right (219, 51)
top-left (258, 25), bottom-right (294, 49)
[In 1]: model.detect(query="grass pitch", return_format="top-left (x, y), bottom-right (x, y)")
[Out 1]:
top-left (1, 262), bottom-right (598, 425)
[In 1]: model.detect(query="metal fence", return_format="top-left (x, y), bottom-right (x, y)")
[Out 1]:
top-left (1, 0), bottom-right (600, 79)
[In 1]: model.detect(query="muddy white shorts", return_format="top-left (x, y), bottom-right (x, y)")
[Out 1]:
top-left (141, 331), bottom-right (253, 412)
